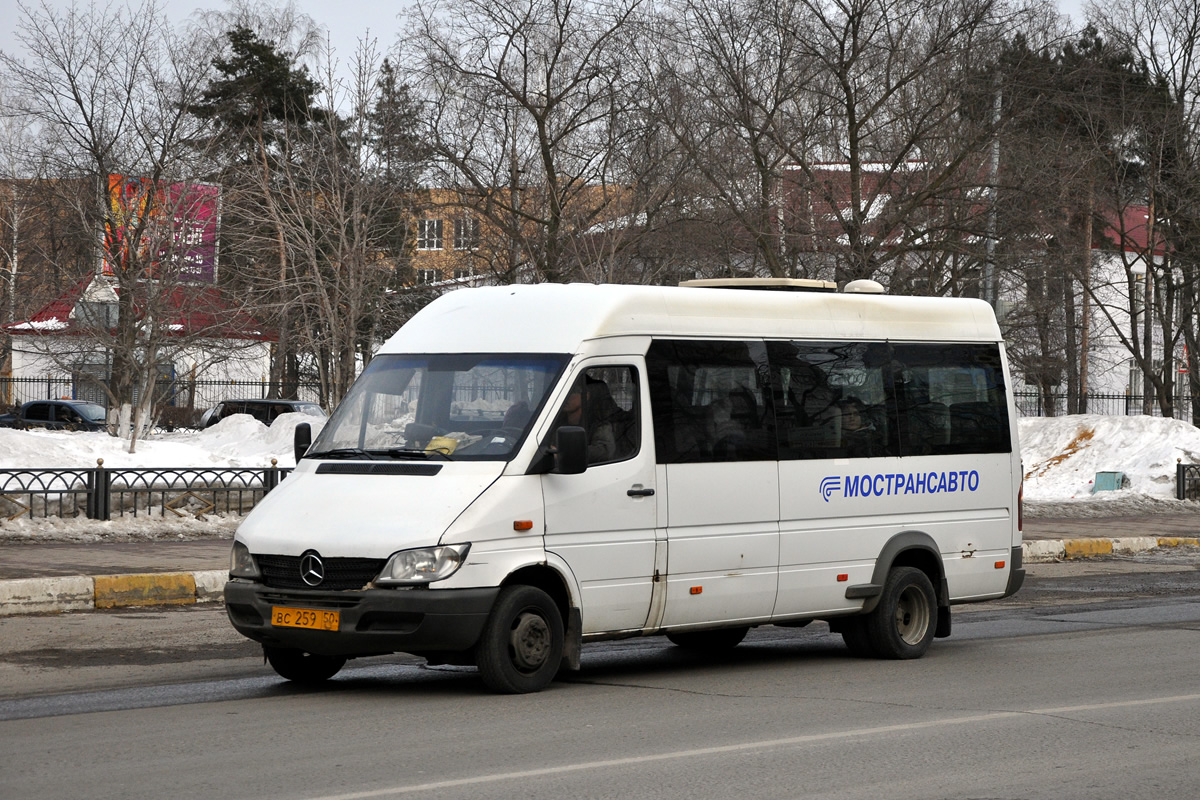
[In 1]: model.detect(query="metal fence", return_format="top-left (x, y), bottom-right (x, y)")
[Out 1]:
top-left (0, 376), bottom-right (323, 425)
top-left (1014, 390), bottom-right (1194, 420)
top-left (0, 463), bottom-right (291, 522)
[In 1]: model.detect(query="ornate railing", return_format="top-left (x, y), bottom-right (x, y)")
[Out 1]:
top-left (1177, 463), bottom-right (1200, 501)
top-left (0, 461), bottom-right (291, 522)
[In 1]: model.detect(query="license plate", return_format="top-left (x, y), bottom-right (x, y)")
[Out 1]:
top-left (271, 606), bottom-right (340, 632)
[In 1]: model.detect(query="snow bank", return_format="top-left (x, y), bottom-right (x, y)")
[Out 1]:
top-left (1019, 414), bottom-right (1200, 515)
top-left (0, 414), bottom-right (325, 542)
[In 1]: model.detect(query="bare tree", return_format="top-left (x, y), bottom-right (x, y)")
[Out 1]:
top-left (403, 0), bottom-right (647, 283)
top-left (0, 0), bottom-right (259, 449)
top-left (1093, 0), bottom-right (1200, 422)
top-left (271, 39), bottom-right (420, 408)
top-left (777, 0), bottom-right (1017, 285)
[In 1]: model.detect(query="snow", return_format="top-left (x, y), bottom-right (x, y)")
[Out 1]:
top-left (1018, 415), bottom-right (1200, 518)
top-left (3, 412), bottom-right (1200, 542)
top-left (0, 413), bottom-right (324, 543)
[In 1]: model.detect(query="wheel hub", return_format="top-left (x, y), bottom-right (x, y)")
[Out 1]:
top-left (894, 586), bottom-right (930, 645)
top-left (510, 611), bottom-right (551, 671)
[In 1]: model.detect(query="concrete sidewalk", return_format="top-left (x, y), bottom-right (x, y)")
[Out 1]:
top-left (1, 516), bottom-right (1198, 617)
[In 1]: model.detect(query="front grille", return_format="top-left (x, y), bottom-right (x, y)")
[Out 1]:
top-left (257, 554), bottom-right (387, 591)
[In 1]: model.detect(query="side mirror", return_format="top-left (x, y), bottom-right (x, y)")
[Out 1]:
top-left (294, 422), bottom-right (312, 463)
top-left (553, 426), bottom-right (588, 475)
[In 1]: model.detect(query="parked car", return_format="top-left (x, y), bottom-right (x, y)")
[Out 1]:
top-left (0, 399), bottom-right (108, 432)
top-left (201, 398), bottom-right (326, 428)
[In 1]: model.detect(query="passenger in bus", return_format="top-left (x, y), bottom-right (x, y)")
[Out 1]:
top-left (840, 397), bottom-right (876, 457)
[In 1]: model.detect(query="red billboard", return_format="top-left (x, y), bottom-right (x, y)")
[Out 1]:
top-left (102, 175), bottom-right (220, 284)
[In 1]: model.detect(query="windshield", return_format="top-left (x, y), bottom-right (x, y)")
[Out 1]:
top-left (308, 353), bottom-right (569, 461)
top-left (76, 403), bottom-right (106, 422)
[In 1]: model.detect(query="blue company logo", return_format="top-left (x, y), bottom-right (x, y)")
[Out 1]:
top-left (820, 470), bottom-right (981, 502)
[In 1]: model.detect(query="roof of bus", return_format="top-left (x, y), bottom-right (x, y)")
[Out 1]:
top-left (382, 283), bottom-right (1002, 354)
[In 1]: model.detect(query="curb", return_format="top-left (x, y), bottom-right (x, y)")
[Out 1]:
top-left (1, 537), bottom-right (1198, 616)
top-left (0, 569), bottom-right (226, 617)
top-left (1022, 536), bottom-right (1200, 563)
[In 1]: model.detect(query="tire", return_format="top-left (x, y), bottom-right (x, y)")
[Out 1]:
top-left (475, 585), bottom-right (564, 694)
top-left (666, 626), bottom-right (749, 651)
top-left (264, 646), bottom-right (346, 684)
top-left (864, 567), bottom-right (937, 659)
top-left (840, 617), bottom-right (878, 658)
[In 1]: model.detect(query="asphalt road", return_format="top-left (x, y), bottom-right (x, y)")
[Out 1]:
top-left (1, 557), bottom-right (1199, 800)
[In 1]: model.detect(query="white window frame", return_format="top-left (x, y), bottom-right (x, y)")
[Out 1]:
top-left (417, 219), bottom-right (444, 250)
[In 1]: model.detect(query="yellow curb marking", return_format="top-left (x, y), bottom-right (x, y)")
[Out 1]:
top-left (1062, 539), bottom-right (1113, 559)
top-left (94, 573), bottom-right (197, 609)
top-left (1156, 537), bottom-right (1200, 548)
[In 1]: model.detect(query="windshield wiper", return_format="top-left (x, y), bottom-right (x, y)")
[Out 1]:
top-left (371, 447), bottom-right (455, 461)
top-left (304, 447), bottom-right (376, 460)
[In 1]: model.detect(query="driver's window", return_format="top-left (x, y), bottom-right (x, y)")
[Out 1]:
top-left (553, 366), bottom-right (639, 466)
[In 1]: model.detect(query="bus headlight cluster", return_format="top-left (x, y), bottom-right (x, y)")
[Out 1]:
top-left (229, 540), bottom-right (261, 579)
top-left (376, 543), bottom-right (471, 585)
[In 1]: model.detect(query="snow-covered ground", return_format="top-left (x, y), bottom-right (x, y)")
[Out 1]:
top-left (1, 412), bottom-right (1198, 542)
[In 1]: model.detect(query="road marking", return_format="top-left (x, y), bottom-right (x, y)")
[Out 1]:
top-left (310, 692), bottom-right (1200, 800)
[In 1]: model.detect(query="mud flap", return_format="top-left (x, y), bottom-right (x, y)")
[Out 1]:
top-left (935, 605), bottom-right (951, 638)
top-left (561, 607), bottom-right (582, 672)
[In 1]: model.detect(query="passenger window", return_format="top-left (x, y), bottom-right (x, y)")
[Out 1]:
top-left (767, 341), bottom-right (896, 460)
top-left (551, 366), bottom-right (639, 465)
top-left (647, 340), bottom-right (775, 463)
top-left (25, 403), bottom-right (52, 422)
top-left (891, 343), bottom-right (1010, 455)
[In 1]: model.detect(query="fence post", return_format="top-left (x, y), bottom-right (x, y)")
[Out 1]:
top-left (96, 458), bottom-right (111, 520)
top-left (264, 459), bottom-right (279, 494)
top-left (86, 466), bottom-right (97, 519)
top-left (1178, 460), bottom-right (1185, 501)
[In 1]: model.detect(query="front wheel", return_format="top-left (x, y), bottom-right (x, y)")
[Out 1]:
top-left (865, 567), bottom-right (937, 659)
top-left (264, 646), bottom-right (346, 684)
top-left (475, 585), bottom-right (564, 694)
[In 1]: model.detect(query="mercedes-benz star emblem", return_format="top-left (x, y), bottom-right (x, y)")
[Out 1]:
top-left (299, 551), bottom-right (325, 587)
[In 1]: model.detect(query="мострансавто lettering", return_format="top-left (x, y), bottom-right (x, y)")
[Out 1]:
top-left (819, 470), bottom-right (980, 502)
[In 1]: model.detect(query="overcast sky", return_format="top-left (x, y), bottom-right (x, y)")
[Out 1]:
top-left (1, 0), bottom-right (1090, 70)
top-left (0, 0), bottom-right (409, 67)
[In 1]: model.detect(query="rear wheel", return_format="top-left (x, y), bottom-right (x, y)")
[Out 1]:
top-left (865, 567), bottom-right (937, 659)
top-left (475, 585), bottom-right (564, 694)
top-left (264, 646), bottom-right (346, 684)
top-left (666, 626), bottom-right (749, 651)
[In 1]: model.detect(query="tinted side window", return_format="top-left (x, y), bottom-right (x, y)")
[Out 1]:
top-left (767, 341), bottom-right (897, 460)
top-left (891, 343), bottom-right (1010, 455)
top-left (25, 403), bottom-right (52, 421)
top-left (550, 366), bottom-right (640, 466)
top-left (647, 340), bottom-right (775, 463)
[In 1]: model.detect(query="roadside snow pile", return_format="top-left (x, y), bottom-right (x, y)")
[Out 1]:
top-left (0, 412), bottom-right (324, 470)
top-left (1019, 414), bottom-right (1200, 518)
top-left (0, 413), bottom-right (326, 542)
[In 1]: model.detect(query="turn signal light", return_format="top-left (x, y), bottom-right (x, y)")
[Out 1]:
top-left (690, 586), bottom-right (703, 595)
top-left (513, 520), bottom-right (533, 531)
top-left (995, 560), bottom-right (1006, 569)
top-left (836, 574), bottom-right (848, 582)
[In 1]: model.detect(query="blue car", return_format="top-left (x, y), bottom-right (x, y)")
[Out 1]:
top-left (0, 400), bottom-right (108, 431)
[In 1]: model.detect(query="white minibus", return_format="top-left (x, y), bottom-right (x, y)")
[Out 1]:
top-left (225, 280), bottom-right (1024, 692)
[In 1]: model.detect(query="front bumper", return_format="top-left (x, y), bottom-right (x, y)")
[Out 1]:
top-left (224, 579), bottom-right (500, 657)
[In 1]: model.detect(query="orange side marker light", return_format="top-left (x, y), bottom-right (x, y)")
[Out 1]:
top-left (995, 560), bottom-right (1006, 569)
top-left (690, 586), bottom-right (703, 595)
top-left (513, 520), bottom-right (534, 531)
top-left (836, 574), bottom-right (849, 582)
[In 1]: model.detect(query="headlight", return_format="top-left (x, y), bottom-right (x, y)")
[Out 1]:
top-left (229, 540), bottom-right (261, 579)
top-left (376, 543), bottom-right (471, 586)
